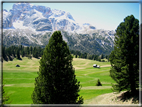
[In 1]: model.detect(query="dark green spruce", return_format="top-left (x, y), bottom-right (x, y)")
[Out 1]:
top-left (96, 79), bottom-right (102, 86)
top-left (109, 15), bottom-right (139, 94)
top-left (32, 31), bottom-right (83, 104)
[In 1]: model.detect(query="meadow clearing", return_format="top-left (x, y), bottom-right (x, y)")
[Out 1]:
top-left (3, 57), bottom-right (116, 104)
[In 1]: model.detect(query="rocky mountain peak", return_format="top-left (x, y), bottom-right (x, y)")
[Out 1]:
top-left (13, 3), bottom-right (31, 11)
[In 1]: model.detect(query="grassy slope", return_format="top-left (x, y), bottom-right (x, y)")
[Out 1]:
top-left (3, 57), bottom-right (115, 104)
top-left (72, 58), bottom-right (115, 104)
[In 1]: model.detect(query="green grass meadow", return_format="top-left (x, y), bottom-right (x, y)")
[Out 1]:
top-left (3, 57), bottom-right (116, 104)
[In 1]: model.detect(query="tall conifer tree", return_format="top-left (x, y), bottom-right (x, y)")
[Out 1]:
top-left (16, 48), bottom-right (20, 59)
top-left (2, 46), bottom-right (7, 61)
top-left (109, 15), bottom-right (139, 94)
top-left (32, 31), bottom-right (83, 104)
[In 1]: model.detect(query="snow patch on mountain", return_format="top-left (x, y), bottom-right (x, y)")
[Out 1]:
top-left (32, 9), bottom-right (45, 19)
top-left (13, 20), bottom-right (28, 29)
top-left (3, 10), bottom-right (9, 18)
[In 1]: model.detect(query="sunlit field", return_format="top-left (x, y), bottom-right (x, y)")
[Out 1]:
top-left (3, 57), bottom-right (115, 104)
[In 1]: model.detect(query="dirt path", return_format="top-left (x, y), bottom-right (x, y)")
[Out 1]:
top-left (73, 66), bottom-right (83, 70)
top-left (83, 62), bottom-right (89, 66)
top-left (85, 91), bottom-right (139, 105)
top-left (82, 86), bottom-right (111, 90)
top-left (5, 84), bottom-right (14, 86)
top-left (101, 65), bottom-right (111, 67)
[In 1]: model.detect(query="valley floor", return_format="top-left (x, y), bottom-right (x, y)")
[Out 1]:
top-left (3, 57), bottom-right (139, 105)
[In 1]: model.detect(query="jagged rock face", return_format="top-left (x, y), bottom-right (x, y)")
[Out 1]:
top-left (89, 26), bottom-right (96, 29)
top-left (2, 3), bottom-right (80, 32)
top-left (2, 3), bottom-right (115, 55)
top-left (3, 9), bottom-right (13, 28)
top-left (3, 3), bottom-right (98, 32)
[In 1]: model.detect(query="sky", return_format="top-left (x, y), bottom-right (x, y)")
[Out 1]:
top-left (2, 1), bottom-right (140, 31)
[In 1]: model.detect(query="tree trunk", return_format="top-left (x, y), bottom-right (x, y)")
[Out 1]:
top-left (129, 64), bottom-right (136, 95)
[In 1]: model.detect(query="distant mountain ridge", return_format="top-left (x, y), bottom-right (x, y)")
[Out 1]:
top-left (2, 3), bottom-right (81, 32)
top-left (2, 3), bottom-right (115, 55)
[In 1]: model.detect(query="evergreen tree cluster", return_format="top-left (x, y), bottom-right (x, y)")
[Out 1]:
top-left (2, 45), bottom-right (110, 62)
top-left (2, 45), bottom-right (44, 61)
top-left (70, 50), bottom-right (110, 62)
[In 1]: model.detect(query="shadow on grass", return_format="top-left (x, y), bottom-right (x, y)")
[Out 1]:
top-left (8, 56), bottom-right (13, 61)
top-left (117, 90), bottom-right (140, 104)
top-left (17, 57), bottom-right (22, 60)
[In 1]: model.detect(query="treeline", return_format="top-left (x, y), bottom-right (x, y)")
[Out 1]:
top-left (70, 50), bottom-right (110, 62)
top-left (2, 45), bottom-right (110, 62)
top-left (2, 45), bottom-right (44, 61)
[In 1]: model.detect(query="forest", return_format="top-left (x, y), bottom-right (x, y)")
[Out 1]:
top-left (2, 45), bottom-right (110, 62)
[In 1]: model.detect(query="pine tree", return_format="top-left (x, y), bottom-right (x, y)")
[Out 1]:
top-left (16, 48), bottom-right (20, 59)
top-left (84, 53), bottom-right (87, 59)
top-left (26, 47), bottom-right (30, 57)
top-left (101, 54), bottom-right (104, 59)
top-left (33, 47), bottom-right (39, 58)
top-left (2, 46), bottom-right (8, 61)
top-left (32, 31), bottom-right (83, 104)
top-left (21, 49), bottom-right (25, 57)
top-left (35, 51), bottom-right (39, 58)
top-left (96, 79), bottom-right (102, 86)
top-left (29, 46), bottom-right (32, 54)
top-left (109, 15), bottom-right (139, 94)
top-left (11, 46), bottom-right (16, 57)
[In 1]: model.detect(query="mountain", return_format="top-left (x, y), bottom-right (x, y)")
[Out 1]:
top-left (2, 3), bottom-right (115, 55)
top-left (3, 3), bottom-right (81, 32)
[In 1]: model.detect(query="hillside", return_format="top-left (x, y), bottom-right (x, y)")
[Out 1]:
top-left (3, 57), bottom-right (114, 104)
top-left (3, 57), bottom-right (139, 105)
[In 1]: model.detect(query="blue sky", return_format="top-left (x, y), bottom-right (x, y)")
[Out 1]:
top-left (2, 2), bottom-right (140, 31)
